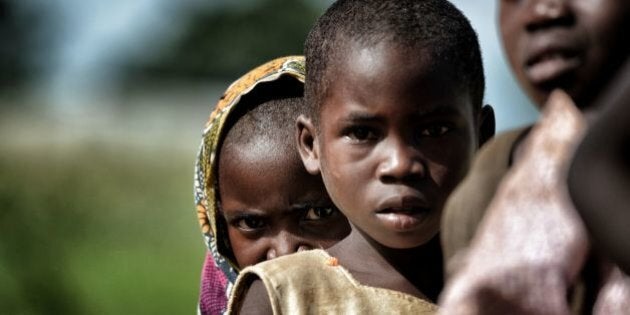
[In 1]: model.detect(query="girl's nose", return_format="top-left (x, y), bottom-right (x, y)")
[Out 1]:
top-left (266, 232), bottom-right (313, 260)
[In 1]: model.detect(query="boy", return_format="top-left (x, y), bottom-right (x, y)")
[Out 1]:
top-left (228, 1), bottom-right (494, 313)
top-left (439, 0), bottom-right (630, 313)
top-left (194, 56), bottom-right (350, 314)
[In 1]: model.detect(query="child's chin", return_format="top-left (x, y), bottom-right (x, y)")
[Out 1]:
top-left (377, 230), bottom-right (438, 250)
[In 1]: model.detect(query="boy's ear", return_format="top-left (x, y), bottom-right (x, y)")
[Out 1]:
top-left (296, 115), bottom-right (321, 175)
top-left (478, 104), bottom-right (495, 146)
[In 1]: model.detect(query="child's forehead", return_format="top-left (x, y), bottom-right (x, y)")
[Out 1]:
top-left (218, 141), bottom-right (324, 204)
top-left (222, 138), bottom-right (293, 167)
top-left (330, 42), bottom-right (467, 98)
top-left (333, 42), bottom-right (447, 86)
top-left (220, 144), bottom-right (304, 183)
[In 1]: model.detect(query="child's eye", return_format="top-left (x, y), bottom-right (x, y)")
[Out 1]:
top-left (418, 123), bottom-right (452, 137)
top-left (234, 217), bottom-right (266, 231)
top-left (345, 126), bottom-right (379, 142)
top-left (303, 206), bottom-right (336, 221)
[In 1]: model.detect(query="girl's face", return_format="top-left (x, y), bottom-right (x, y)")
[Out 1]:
top-left (302, 42), bottom-right (483, 249)
top-left (218, 144), bottom-right (350, 268)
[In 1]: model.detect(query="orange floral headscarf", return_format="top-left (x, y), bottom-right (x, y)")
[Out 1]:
top-left (194, 56), bottom-right (305, 282)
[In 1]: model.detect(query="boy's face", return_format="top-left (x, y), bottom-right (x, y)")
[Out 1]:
top-left (303, 42), bottom-right (481, 249)
top-left (499, 0), bottom-right (629, 108)
top-left (219, 145), bottom-right (350, 268)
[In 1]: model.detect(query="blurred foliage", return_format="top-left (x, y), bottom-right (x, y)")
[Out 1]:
top-left (0, 0), bottom-right (328, 312)
top-left (0, 0), bottom-right (55, 97)
top-left (0, 1), bottom-right (33, 90)
top-left (0, 144), bottom-right (204, 314)
top-left (121, 0), bottom-right (322, 85)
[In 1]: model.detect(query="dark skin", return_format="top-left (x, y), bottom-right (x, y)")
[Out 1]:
top-left (439, 0), bottom-right (630, 312)
top-left (218, 137), bottom-right (350, 268)
top-left (568, 59), bottom-right (630, 275)
top-left (498, 0), bottom-right (630, 267)
top-left (327, 229), bottom-right (444, 301)
top-left (238, 41), bottom-right (494, 313)
top-left (497, 0), bottom-right (630, 233)
top-left (499, 0), bottom-right (630, 111)
top-left (440, 90), bottom-right (592, 314)
top-left (497, 0), bottom-right (630, 256)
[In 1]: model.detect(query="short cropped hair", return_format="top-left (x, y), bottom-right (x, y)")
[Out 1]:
top-left (219, 76), bottom-right (304, 164)
top-left (305, 0), bottom-right (484, 121)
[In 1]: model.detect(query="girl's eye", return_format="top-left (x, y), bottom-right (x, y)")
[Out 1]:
top-left (419, 124), bottom-right (452, 137)
top-left (235, 217), bottom-right (266, 231)
top-left (304, 206), bottom-right (336, 221)
top-left (346, 126), bottom-right (379, 142)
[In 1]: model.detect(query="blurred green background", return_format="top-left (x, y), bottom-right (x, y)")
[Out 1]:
top-left (0, 0), bottom-right (536, 313)
top-left (1, 0), bottom-right (331, 313)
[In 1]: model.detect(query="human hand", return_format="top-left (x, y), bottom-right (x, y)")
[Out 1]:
top-left (439, 90), bottom-right (589, 315)
top-left (593, 264), bottom-right (630, 315)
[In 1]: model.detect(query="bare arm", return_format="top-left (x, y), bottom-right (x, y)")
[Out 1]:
top-left (237, 279), bottom-right (273, 315)
top-left (569, 59), bottom-right (630, 275)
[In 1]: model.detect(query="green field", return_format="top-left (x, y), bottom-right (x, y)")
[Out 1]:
top-left (0, 119), bottom-right (206, 314)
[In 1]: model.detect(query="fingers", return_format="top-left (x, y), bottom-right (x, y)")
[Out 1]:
top-left (593, 266), bottom-right (630, 315)
top-left (516, 89), bottom-right (587, 177)
top-left (439, 89), bottom-right (591, 314)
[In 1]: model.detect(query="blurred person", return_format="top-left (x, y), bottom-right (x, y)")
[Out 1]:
top-left (568, 59), bottom-right (630, 276)
top-left (439, 0), bottom-right (630, 313)
top-left (193, 56), bottom-right (349, 315)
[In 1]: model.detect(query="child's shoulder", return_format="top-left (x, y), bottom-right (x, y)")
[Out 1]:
top-left (228, 249), bottom-right (437, 314)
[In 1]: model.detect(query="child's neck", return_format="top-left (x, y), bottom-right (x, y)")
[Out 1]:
top-left (327, 228), bottom-right (444, 302)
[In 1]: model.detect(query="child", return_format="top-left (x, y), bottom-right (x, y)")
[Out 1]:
top-left (439, 0), bottom-right (630, 313)
top-left (194, 56), bottom-right (350, 314)
top-left (228, 1), bottom-right (494, 313)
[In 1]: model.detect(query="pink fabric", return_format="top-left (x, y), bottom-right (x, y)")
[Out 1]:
top-left (199, 253), bottom-right (228, 315)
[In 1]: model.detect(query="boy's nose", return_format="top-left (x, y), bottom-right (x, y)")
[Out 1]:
top-left (266, 232), bottom-right (312, 260)
top-left (525, 0), bottom-right (573, 32)
top-left (376, 140), bottom-right (425, 183)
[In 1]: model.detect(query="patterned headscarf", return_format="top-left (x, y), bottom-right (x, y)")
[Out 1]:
top-left (194, 56), bottom-right (306, 312)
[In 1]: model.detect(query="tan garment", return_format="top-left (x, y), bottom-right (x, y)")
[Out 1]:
top-left (228, 249), bottom-right (438, 314)
top-left (441, 127), bottom-right (528, 269)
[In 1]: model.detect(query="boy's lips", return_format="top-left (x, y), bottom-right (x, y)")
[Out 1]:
top-left (523, 33), bottom-right (583, 87)
top-left (525, 49), bottom-right (581, 86)
top-left (375, 196), bottom-right (432, 232)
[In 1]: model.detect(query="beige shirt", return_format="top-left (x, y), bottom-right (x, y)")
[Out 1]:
top-left (228, 249), bottom-right (438, 314)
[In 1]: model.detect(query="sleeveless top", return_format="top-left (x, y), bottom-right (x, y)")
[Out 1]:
top-left (228, 249), bottom-right (438, 314)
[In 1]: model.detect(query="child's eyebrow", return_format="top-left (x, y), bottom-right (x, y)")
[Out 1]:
top-left (224, 204), bottom-right (323, 220)
top-left (290, 201), bottom-right (329, 210)
top-left (223, 210), bottom-right (266, 221)
top-left (342, 105), bottom-right (465, 122)
top-left (415, 104), bottom-right (466, 117)
top-left (340, 112), bottom-right (384, 123)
